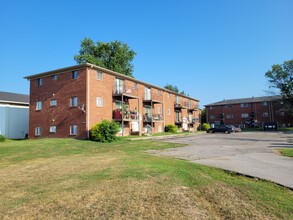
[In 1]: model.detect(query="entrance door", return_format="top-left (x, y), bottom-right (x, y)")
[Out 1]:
top-left (115, 78), bottom-right (124, 94)
top-left (144, 87), bottom-right (151, 100)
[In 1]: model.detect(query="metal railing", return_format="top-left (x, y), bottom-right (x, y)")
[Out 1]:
top-left (113, 85), bottom-right (139, 97)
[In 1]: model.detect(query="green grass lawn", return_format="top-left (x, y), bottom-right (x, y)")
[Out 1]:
top-left (279, 148), bottom-right (293, 158)
top-left (0, 138), bottom-right (292, 219)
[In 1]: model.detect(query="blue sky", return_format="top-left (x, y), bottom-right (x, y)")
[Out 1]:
top-left (1, 0), bottom-right (292, 107)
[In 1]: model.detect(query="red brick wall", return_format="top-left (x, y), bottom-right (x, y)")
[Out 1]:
top-left (29, 68), bottom-right (87, 139)
top-left (206, 101), bottom-right (293, 126)
top-left (28, 65), bottom-right (200, 138)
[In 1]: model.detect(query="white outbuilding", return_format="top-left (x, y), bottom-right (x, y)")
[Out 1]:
top-left (0, 91), bottom-right (29, 139)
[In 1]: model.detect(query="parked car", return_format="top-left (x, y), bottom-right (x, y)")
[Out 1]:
top-left (263, 122), bottom-right (278, 131)
top-left (207, 125), bottom-right (232, 134)
top-left (226, 125), bottom-right (241, 132)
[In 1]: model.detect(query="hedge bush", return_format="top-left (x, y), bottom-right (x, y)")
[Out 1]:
top-left (91, 120), bottom-right (120, 142)
top-left (0, 135), bottom-right (6, 142)
top-left (201, 123), bottom-right (211, 131)
top-left (165, 124), bottom-right (178, 133)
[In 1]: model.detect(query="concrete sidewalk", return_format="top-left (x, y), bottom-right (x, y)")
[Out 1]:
top-left (151, 132), bottom-right (293, 189)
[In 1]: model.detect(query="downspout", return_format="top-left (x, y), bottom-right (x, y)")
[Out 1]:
top-left (86, 66), bottom-right (92, 139)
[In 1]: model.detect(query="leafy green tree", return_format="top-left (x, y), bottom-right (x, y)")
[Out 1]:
top-left (265, 59), bottom-right (293, 106)
top-left (74, 38), bottom-right (136, 77)
top-left (164, 84), bottom-right (188, 96)
top-left (201, 108), bottom-right (207, 124)
top-left (164, 84), bottom-right (179, 93)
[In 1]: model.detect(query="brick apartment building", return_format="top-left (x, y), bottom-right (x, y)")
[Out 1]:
top-left (205, 96), bottom-right (293, 127)
top-left (25, 63), bottom-right (200, 139)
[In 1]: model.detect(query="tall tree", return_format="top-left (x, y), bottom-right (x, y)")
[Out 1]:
top-left (164, 84), bottom-right (179, 93)
top-left (74, 38), bottom-right (136, 77)
top-left (265, 59), bottom-right (293, 107)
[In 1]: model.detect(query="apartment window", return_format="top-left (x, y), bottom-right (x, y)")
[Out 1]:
top-left (280, 112), bottom-right (285, 117)
top-left (50, 99), bottom-right (57, 107)
top-left (167, 93), bottom-right (170, 99)
top-left (70, 125), bottom-right (78, 135)
top-left (133, 82), bottom-right (138, 90)
top-left (241, 113), bottom-right (249, 118)
top-left (36, 101), bottom-right (42, 111)
top-left (175, 111), bottom-right (180, 121)
top-left (37, 78), bottom-right (42, 86)
top-left (168, 108), bottom-right (171, 115)
top-left (225, 104), bottom-right (232, 108)
top-left (96, 97), bottom-right (103, 107)
top-left (175, 95), bottom-right (179, 104)
top-left (70, 96), bottom-right (78, 107)
top-left (263, 112), bottom-right (269, 117)
top-left (97, 71), bottom-right (103, 80)
top-left (51, 75), bottom-right (58, 80)
top-left (115, 100), bottom-right (123, 109)
top-left (72, 70), bottom-right (78, 79)
top-left (226, 114), bottom-right (233, 119)
top-left (157, 107), bottom-right (161, 114)
top-left (209, 106), bottom-right (213, 110)
top-left (210, 115), bottom-right (215, 119)
top-left (35, 127), bottom-right (41, 136)
top-left (241, 103), bottom-right (249, 108)
top-left (158, 89), bottom-right (162, 96)
top-left (50, 126), bottom-right (57, 133)
top-left (262, 101), bottom-right (268, 106)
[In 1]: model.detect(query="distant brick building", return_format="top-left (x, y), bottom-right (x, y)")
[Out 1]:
top-left (25, 63), bottom-right (200, 139)
top-left (205, 96), bottom-right (292, 127)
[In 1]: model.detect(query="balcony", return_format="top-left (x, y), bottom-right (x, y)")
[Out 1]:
top-left (113, 109), bottom-right (139, 121)
top-left (113, 85), bottom-right (138, 98)
top-left (143, 93), bottom-right (163, 103)
top-left (143, 113), bottom-right (164, 122)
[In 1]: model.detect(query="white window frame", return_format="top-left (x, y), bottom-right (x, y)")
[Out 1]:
top-left (50, 126), bottom-right (57, 133)
top-left (241, 113), bottom-right (249, 118)
top-left (70, 125), bottom-right (78, 135)
top-left (51, 75), bottom-right (57, 80)
top-left (157, 107), bottom-right (161, 114)
top-left (210, 115), bottom-right (215, 119)
top-left (70, 97), bottom-right (78, 107)
top-left (97, 71), bottom-right (103, 80)
top-left (158, 89), bottom-right (162, 96)
top-left (168, 108), bottom-right (171, 115)
top-left (241, 103), bottom-right (249, 108)
top-left (167, 93), bottom-right (170, 99)
top-left (72, 70), bottom-right (78, 79)
top-left (37, 78), bottom-right (42, 86)
top-left (36, 101), bottom-right (42, 111)
top-left (262, 101), bottom-right (268, 106)
top-left (226, 104), bottom-right (232, 108)
top-left (96, 97), bottom-right (104, 107)
top-left (263, 112), bottom-right (269, 117)
top-left (226, 114), bottom-right (233, 119)
top-left (133, 82), bottom-right (138, 90)
top-left (35, 127), bottom-right (41, 136)
top-left (50, 99), bottom-right (57, 107)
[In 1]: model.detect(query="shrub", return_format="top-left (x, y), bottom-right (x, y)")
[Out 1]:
top-left (91, 120), bottom-right (121, 142)
top-left (165, 124), bottom-right (178, 133)
top-left (201, 123), bottom-right (211, 131)
top-left (0, 135), bottom-right (6, 142)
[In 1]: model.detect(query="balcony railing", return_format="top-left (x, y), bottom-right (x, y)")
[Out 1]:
top-left (144, 93), bottom-right (163, 102)
top-left (175, 101), bottom-right (199, 110)
top-left (113, 85), bottom-right (138, 97)
top-left (113, 109), bottom-right (139, 121)
top-left (143, 113), bottom-right (164, 122)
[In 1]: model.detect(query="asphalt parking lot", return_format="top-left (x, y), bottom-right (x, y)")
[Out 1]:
top-left (151, 131), bottom-right (293, 189)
